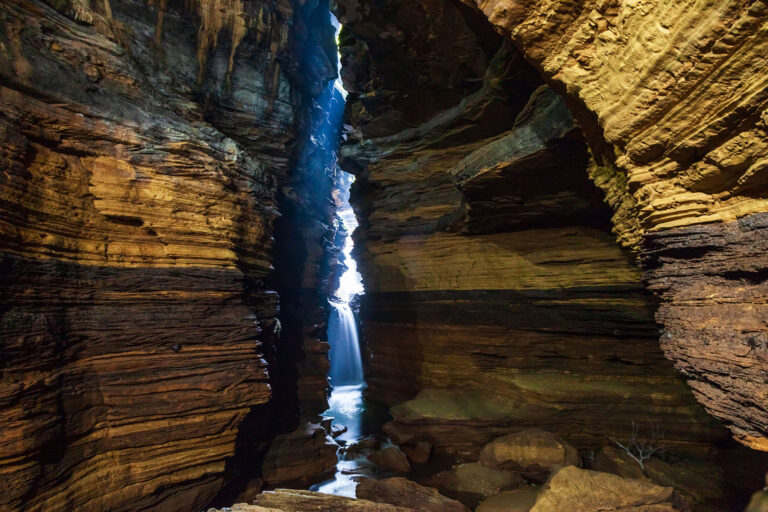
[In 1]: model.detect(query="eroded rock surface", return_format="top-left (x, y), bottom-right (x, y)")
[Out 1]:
top-left (459, 0), bottom-right (768, 452)
top-left (0, 0), bottom-right (341, 510)
top-left (336, 0), bottom-right (727, 460)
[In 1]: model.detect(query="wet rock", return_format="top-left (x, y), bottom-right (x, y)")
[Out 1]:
top-left (368, 446), bottom-right (411, 473)
top-left (332, 424), bottom-right (349, 438)
top-left (356, 477), bottom-right (470, 512)
top-left (475, 486), bottom-right (540, 512)
top-left (479, 429), bottom-right (580, 482)
top-left (341, 436), bottom-right (384, 461)
top-left (529, 466), bottom-right (690, 512)
top-left (424, 462), bottom-right (524, 507)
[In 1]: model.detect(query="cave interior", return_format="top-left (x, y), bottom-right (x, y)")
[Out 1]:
top-left (1, 0), bottom-right (768, 511)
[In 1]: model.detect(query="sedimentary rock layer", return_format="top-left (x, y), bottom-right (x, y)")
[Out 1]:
top-left (337, 0), bottom-right (768, 456)
top-left (458, 0), bottom-right (768, 450)
top-left (0, 0), bottom-right (338, 510)
top-left (337, 13), bottom-right (722, 457)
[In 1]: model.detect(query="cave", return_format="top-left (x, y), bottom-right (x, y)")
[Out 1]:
top-left (1, 1), bottom-right (768, 512)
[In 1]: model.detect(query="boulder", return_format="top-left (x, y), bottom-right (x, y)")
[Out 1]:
top-left (208, 505), bottom-right (281, 512)
top-left (368, 446), bottom-right (411, 473)
top-left (479, 429), bottom-right (580, 481)
top-left (530, 466), bottom-right (690, 512)
top-left (254, 489), bottom-right (413, 511)
top-left (424, 462), bottom-right (524, 507)
top-left (403, 441), bottom-right (432, 465)
top-left (592, 446), bottom-right (646, 480)
top-left (356, 477), bottom-right (470, 512)
top-left (592, 446), bottom-right (726, 509)
top-left (342, 436), bottom-right (384, 460)
top-left (475, 486), bottom-right (540, 512)
top-left (331, 424), bottom-right (348, 438)
top-left (260, 422), bottom-right (338, 485)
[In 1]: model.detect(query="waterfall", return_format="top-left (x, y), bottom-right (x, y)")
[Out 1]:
top-left (328, 301), bottom-right (364, 387)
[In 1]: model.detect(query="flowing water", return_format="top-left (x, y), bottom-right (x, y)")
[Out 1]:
top-left (328, 302), bottom-right (364, 387)
top-left (309, 13), bottom-right (382, 498)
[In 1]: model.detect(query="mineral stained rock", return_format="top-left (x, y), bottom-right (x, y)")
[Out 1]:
top-left (0, 0), bottom-right (340, 510)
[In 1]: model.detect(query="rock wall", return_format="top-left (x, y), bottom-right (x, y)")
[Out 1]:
top-left (0, 0), bottom-right (339, 510)
top-left (339, 0), bottom-right (759, 464)
top-left (457, 0), bottom-right (768, 452)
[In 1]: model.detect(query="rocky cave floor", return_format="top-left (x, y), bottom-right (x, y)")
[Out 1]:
top-left (208, 422), bottom-right (768, 512)
top-left (3, 0), bottom-right (768, 511)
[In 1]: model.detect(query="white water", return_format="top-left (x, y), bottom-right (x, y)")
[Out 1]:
top-left (311, 14), bottom-right (370, 498)
top-left (312, 204), bottom-right (369, 498)
top-left (328, 302), bottom-right (364, 387)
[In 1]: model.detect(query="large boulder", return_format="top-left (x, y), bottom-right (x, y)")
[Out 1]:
top-left (475, 486), bottom-right (540, 512)
top-left (368, 446), bottom-right (411, 473)
top-left (356, 477), bottom-right (470, 512)
top-left (253, 489), bottom-right (413, 511)
top-left (424, 462), bottom-right (524, 507)
top-left (530, 466), bottom-right (690, 512)
top-left (403, 441), bottom-right (432, 465)
top-left (479, 429), bottom-right (580, 481)
top-left (592, 446), bottom-right (726, 510)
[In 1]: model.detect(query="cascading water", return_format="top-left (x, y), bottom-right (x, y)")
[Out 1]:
top-left (328, 301), bottom-right (364, 387)
top-left (328, 201), bottom-right (365, 389)
top-left (309, 14), bottom-right (377, 497)
top-left (312, 174), bottom-right (369, 497)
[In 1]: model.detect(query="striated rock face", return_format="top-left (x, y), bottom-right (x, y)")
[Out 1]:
top-left (0, 0), bottom-right (339, 510)
top-left (336, 0), bottom-right (726, 460)
top-left (459, 0), bottom-right (768, 452)
top-left (336, 0), bottom-right (768, 466)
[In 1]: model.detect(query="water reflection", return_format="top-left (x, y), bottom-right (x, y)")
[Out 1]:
top-left (312, 385), bottom-right (372, 498)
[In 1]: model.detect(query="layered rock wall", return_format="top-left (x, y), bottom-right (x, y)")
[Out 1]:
top-left (0, 0), bottom-right (339, 510)
top-left (335, 0), bottom-right (724, 459)
top-left (460, 0), bottom-right (768, 451)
